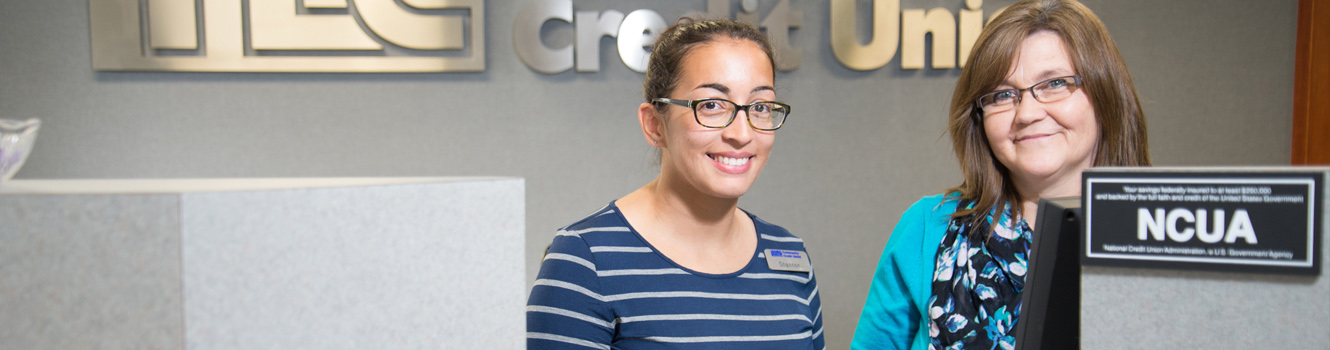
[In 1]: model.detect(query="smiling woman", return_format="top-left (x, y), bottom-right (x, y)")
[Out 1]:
top-left (526, 18), bottom-right (824, 349)
top-left (643, 36), bottom-right (779, 204)
top-left (851, 0), bottom-right (1152, 349)
top-left (981, 31), bottom-right (1100, 207)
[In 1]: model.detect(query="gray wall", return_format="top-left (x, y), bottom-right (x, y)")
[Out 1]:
top-left (0, 0), bottom-right (1296, 348)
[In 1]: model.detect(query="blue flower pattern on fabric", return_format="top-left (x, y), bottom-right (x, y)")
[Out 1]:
top-left (928, 200), bottom-right (1032, 350)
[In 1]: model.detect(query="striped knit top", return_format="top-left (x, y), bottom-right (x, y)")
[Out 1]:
top-left (527, 202), bottom-right (825, 349)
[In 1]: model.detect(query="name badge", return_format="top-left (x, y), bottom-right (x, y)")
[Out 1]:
top-left (764, 249), bottom-right (812, 272)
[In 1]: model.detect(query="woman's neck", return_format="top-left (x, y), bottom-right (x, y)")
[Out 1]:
top-left (632, 179), bottom-right (742, 238)
top-left (617, 178), bottom-right (756, 274)
top-left (1013, 171), bottom-right (1084, 227)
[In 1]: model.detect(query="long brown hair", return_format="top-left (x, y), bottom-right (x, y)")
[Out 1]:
top-left (947, 0), bottom-right (1151, 233)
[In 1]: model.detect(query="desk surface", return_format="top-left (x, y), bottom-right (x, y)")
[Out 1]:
top-left (0, 177), bottom-right (518, 194)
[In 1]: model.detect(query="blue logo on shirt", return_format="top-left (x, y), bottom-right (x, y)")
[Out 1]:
top-left (770, 250), bottom-right (801, 258)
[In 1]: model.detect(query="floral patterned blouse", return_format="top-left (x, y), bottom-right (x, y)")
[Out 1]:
top-left (927, 200), bottom-right (1032, 350)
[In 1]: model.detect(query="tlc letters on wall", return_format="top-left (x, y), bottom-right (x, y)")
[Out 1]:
top-left (89, 0), bottom-right (1001, 73)
top-left (90, 0), bottom-right (486, 72)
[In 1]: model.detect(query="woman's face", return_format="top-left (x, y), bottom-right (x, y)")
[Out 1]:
top-left (984, 31), bottom-right (1100, 194)
top-left (656, 37), bottom-right (776, 200)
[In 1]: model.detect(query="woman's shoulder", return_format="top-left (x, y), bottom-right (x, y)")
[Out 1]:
top-left (885, 193), bottom-right (963, 247)
top-left (552, 201), bottom-right (639, 246)
top-left (903, 193), bottom-right (962, 218)
top-left (745, 211), bottom-right (811, 248)
top-left (559, 202), bottom-right (623, 230)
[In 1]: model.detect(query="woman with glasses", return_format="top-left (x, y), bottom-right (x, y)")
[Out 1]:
top-left (851, 0), bottom-right (1150, 349)
top-left (527, 18), bottom-right (822, 349)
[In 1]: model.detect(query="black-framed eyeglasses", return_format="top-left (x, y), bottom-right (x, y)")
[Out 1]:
top-left (652, 97), bottom-right (790, 131)
top-left (974, 75), bottom-right (1083, 118)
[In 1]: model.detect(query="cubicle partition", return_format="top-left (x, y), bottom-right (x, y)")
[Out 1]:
top-left (0, 178), bottom-right (525, 349)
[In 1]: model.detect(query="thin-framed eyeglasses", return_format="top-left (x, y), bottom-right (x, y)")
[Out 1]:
top-left (652, 97), bottom-right (790, 131)
top-left (974, 75), bottom-right (1083, 118)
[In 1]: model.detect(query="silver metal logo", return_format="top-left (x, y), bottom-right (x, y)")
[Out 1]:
top-left (90, 0), bottom-right (485, 73)
top-left (513, 0), bottom-right (803, 74)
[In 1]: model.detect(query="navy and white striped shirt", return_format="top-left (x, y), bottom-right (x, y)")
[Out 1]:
top-left (527, 202), bottom-right (825, 349)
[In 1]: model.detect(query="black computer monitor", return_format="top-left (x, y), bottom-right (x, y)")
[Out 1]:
top-left (1014, 196), bottom-right (1082, 350)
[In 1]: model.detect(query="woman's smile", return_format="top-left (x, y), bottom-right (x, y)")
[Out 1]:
top-left (1014, 132), bottom-right (1056, 143)
top-left (709, 152), bottom-right (753, 174)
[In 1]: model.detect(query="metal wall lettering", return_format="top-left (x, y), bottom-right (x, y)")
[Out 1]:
top-left (513, 0), bottom-right (666, 74)
top-left (703, 0), bottom-right (803, 72)
top-left (512, 0), bottom-right (802, 74)
top-left (830, 0), bottom-right (899, 71)
top-left (90, 0), bottom-right (485, 72)
top-left (615, 10), bottom-right (667, 73)
top-left (830, 0), bottom-right (996, 71)
top-left (93, 0), bottom-right (998, 73)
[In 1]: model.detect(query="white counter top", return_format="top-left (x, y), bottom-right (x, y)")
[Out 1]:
top-left (0, 177), bottom-right (517, 194)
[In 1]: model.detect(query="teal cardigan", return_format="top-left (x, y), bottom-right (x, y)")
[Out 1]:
top-left (851, 194), bottom-right (960, 350)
